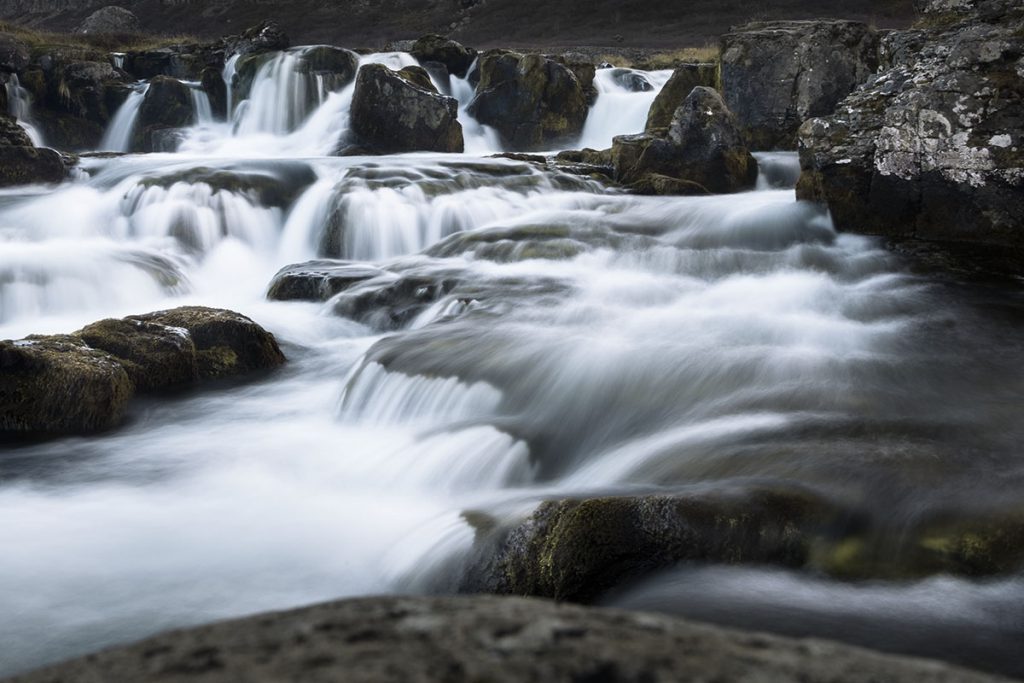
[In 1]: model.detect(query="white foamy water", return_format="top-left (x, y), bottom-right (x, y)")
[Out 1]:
top-left (577, 67), bottom-right (673, 149)
top-left (1, 45), bottom-right (1022, 683)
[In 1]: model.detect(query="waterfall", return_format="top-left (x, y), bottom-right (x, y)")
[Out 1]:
top-left (187, 83), bottom-right (214, 125)
top-left (223, 53), bottom-right (240, 119)
top-left (577, 67), bottom-right (674, 149)
top-left (98, 83), bottom-right (149, 152)
top-left (424, 57), bottom-right (501, 154)
top-left (5, 74), bottom-right (45, 146)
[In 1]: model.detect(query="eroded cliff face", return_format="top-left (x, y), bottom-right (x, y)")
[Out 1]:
top-left (797, 0), bottom-right (1024, 255)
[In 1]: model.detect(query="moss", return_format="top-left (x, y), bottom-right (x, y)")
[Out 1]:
top-left (76, 318), bottom-right (198, 392)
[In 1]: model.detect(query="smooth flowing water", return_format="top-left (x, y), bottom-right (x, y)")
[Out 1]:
top-left (1, 48), bottom-right (1023, 679)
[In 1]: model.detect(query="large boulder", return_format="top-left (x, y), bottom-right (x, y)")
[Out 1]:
top-left (796, 0), bottom-right (1024, 258)
top-left (8, 596), bottom-right (1004, 683)
top-left (467, 50), bottom-right (588, 151)
top-left (224, 20), bottom-right (289, 59)
top-left (132, 75), bottom-right (195, 152)
top-left (645, 63), bottom-right (719, 132)
top-left (0, 145), bottom-right (66, 186)
top-left (76, 6), bottom-right (141, 35)
top-left (349, 63), bottom-right (464, 154)
top-left (612, 86), bottom-right (758, 194)
top-left (0, 335), bottom-right (134, 435)
top-left (411, 34), bottom-right (477, 79)
top-left (720, 20), bottom-right (879, 150)
top-left (1, 307), bottom-right (285, 436)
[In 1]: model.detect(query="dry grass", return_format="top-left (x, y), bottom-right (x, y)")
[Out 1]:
top-left (0, 21), bottom-right (200, 53)
top-left (599, 44), bottom-right (720, 70)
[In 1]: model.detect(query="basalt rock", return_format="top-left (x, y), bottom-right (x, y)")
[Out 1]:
top-left (76, 6), bottom-right (141, 35)
top-left (796, 0), bottom-right (1024, 259)
top-left (468, 50), bottom-right (588, 151)
top-left (410, 34), bottom-right (477, 79)
top-left (267, 261), bottom-right (386, 302)
top-left (349, 63), bottom-right (464, 154)
top-left (613, 86), bottom-right (757, 194)
top-left (132, 75), bottom-right (194, 152)
top-left (298, 45), bottom-right (359, 91)
top-left (645, 63), bottom-right (719, 132)
top-left (720, 20), bottom-right (879, 150)
top-left (0, 144), bottom-right (66, 186)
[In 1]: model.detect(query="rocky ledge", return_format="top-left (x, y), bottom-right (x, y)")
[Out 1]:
top-left (5, 596), bottom-right (1008, 683)
top-left (0, 306), bottom-right (285, 435)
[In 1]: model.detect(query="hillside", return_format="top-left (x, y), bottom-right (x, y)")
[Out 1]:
top-left (0, 0), bottom-right (915, 48)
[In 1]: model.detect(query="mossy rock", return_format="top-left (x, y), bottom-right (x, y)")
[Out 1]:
top-left (0, 146), bottom-right (66, 187)
top-left (76, 318), bottom-right (199, 391)
top-left (645, 63), bottom-right (718, 132)
top-left (410, 35), bottom-right (477, 79)
top-left (140, 163), bottom-right (317, 208)
top-left (0, 335), bottom-right (134, 434)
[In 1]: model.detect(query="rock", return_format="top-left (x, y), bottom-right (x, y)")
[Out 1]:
top-left (468, 50), bottom-right (588, 151)
top-left (140, 163), bottom-right (318, 208)
top-left (720, 20), bottom-right (879, 149)
top-left (267, 261), bottom-right (386, 302)
top-left (8, 596), bottom-right (1005, 683)
top-left (201, 66), bottom-right (227, 119)
top-left (0, 335), bottom-right (134, 434)
top-left (76, 6), bottom-right (141, 35)
top-left (298, 46), bottom-right (359, 92)
top-left (555, 52), bottom-right (598, 104)
top-left (465, 488), bottom-right (832, 603)
top-left (0, 145), bottom-right (66, 186)
top-left (410, 34), bottom-right (477, 79)
top-left (0, 32), bottom-right (30, 73)
top-left (349, 63), bottom-right (464, 154)
top-left (645, 63), bottom-right (719, 132)
top-left (0, 113), bottom-right (33, 147)
top-left (77, 318), bottom-right (198, 391)
top-left (121, 45), bottom-right (219, 81)
top-left (225, 20), bottom-right (289, 59)
top-left (612, 86), bottom-right (757, 194)
top-left (133, 75), bottom-right (195, 152)
top-left (129, 307), bottom-right (286, 380)
top-left (332, 272), bottom-right (462, 329)
top-left (796, 0), bottom-right (1024, 257)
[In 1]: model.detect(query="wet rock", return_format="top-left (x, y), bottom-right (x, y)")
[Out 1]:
top-left (349, 63), bottom-right (464, 154)
top-left (267, 261), bottom-right (386, 302)
top-left (0, 145), bottom-right (66, 186)
top-left (410, 34), bottom-right (477, 79)
top-left (140, 163), bottom-right (318, 208)
top-left (0, 335), bottom-right (133, 434)
top-left (299, 46), bottom-right (359, 92)
top-left (201, 66), bottom-right (227, 118)
top-left (76, 6), bottom-right (141, 35)
top-left (427, 222), bottom-right (643, 262)
top-left (645, 63), bottom-right (719, 132)
top-left (121, 45), bottom-right (220, 81)
top-left (0, 113), bottom-right (33, 147)
top-left (720, 20), bottom-right (879, 149)
top-left (796, 0), bottom-right (1024, 257)
top-left (331, 271), bottom-right (463, 330)
top-left (224, 20), bottom-right (289, 59)
top-left (555, 52), bottom-right (598, 104)
top-left (613, 86), bottom-right (757, 194)
top-left (132, 75), bottom-right (195, 152)
top-left (468, 50), bottom-right (588, 151)
top-left (9, 596), bottom-right (1004, 683)
top-left (0, 32), bottom-right (30, 73)
top-left (465, 488), bottom-right (832, 603)
top-left (77, 317), bottom-right (199, 391)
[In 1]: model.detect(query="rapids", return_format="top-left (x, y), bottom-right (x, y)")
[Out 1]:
top-left (1, 46), bottom-right (1023, 679)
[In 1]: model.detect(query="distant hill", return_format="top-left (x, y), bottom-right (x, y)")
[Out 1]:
top-left (0, 0), bottom-right (915, 48)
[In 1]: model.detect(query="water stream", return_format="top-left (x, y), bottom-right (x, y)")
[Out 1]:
top-left (1, 48), bottom-right (1022, 679)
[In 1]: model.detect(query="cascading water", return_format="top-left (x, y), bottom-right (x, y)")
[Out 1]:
top-left (577, 67), bottom-right (673, 149)
top-left (98, 83), bottom-right (149, 152)
top-left (4, 73), bottom-right (44, 145)
top-left (2, 42), bottom-right (1023, 683)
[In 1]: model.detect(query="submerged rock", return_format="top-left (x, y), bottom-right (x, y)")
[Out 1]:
top-left (349, 63), bottom-right (464, 154)
top-left (0, 335), bottom-right (133, 434)
top-left (9, 596), bottom-right (1003, 683)
top-left (645, 63), bottom-right (719, 132)
top-left (0, 307), bottom-right (285, 436)
top-left (468, 50), bottom-right (588, 151)
top-left (797, 0), bottom-right (1024, 257)
top-left (410, 34), bottom-right (477, 79)
top-left (720, 20), bottom-right (879, 149)
top-left (613, 86), bottom-right (757, 194)
top-left (267, 261), bottom-right (386, 302)
top-left (76, 6), bottom-right (141, 35)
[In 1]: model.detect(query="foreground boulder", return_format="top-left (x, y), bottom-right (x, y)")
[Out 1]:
top-left (8, 596), bottom-right (1005, 682)
top-left (350, 64), bottom-right (464, 154)
top-left (797, 0), bottom-right (1024, 257)
top-left (0, 307), bottom-right (285, 435)
top-left (468, 51), bottom-right (588, 151)
top-left (612, 86), bottom-right (757, 194)
top-left (76, 6), bottom-right (141, 35)
top-left (0, 144), bottom-right (66, 186)
top-left (720, 20), bottom-right (879, 149)
top-left (410, 34), bottom-right (477, 79)
top-left (645, 63), bottom-right (719, 132)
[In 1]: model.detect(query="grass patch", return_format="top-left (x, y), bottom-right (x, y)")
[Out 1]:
top-left (0, 21), bottom-right (201, 53)
top-left (599, 44), bottom-right (720, 70)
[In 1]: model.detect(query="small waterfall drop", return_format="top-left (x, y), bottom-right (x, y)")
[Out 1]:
top-left (99, 83), bottom-right (150, 152)
top-left (5, 74), bottom-right (45, 146)
top-left (577, 67), bottom-right (673, 149)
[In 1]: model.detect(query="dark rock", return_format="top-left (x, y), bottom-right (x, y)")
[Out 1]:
top-left (225, 20), bottom-right (289, 59)
top-left (349, 63), bottom-right (464, 154)
top-left (0, 335), bottom-right (133, 434)
top-left (231, 50), bottom-right (276, 103)
top-left (0, 113), bottom-right (33, 147)
top-left (720, 20), bottom-right (879, 150)
top-left (0, 145), bottom-right (66, 186)
top-left (201, 66), bottom-right (227, 119)
top-left (267, 261), bottom-right (386, 302)
top-left (0, 32), bottom-right (30, 73)
top-left (77, 317), bottom-right (199, 391)
top-left (331, 272), bottom-right (461, 329)
top-left (298, 45), bottom-right (359, 93)
top-left (410, 34), bottom-right (477, 79)
top-left (133, 75), bottom-right (195, 152)
top-left (468, 50), bottom-right (588, 151)
top-left (8, 596), bottom-right (1004, 683)
top-left (555, 52), bottom-right (598, 104)
top-left (121, 45), bottom-right (219, 81)
top-left (613, 86), bottom-right (757, 194)
top-left (796, 0), bottom-right (1024, 258)
top-left (645, 63), bottom-right (719, 132)
top-left (140, 163), bottom-right (317, 208)
top-left (76, 6), bottom-right (141, 35)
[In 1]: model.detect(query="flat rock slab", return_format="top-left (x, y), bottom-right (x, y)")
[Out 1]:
top-left (7, 596), bottom-right (1008, 682)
